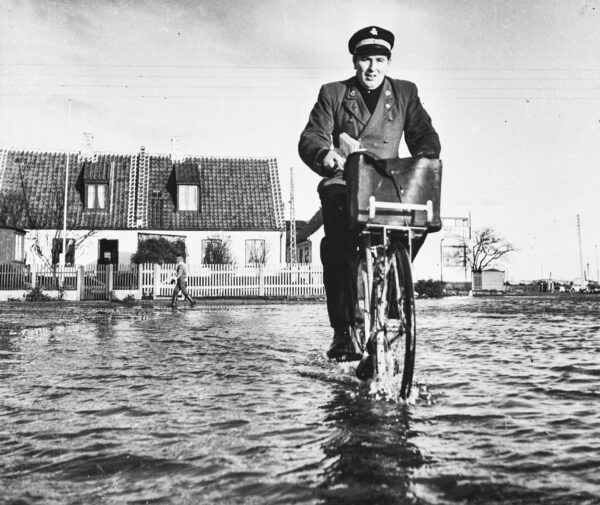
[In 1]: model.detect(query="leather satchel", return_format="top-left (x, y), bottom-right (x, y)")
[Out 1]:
top-left (344, 152), bottom-right (443, 232)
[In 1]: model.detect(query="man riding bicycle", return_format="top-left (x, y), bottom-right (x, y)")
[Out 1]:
top-left (298, 26), bottom-right (441, 362)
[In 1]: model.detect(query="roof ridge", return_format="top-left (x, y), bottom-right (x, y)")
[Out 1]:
top-left (1, 146), bottom-right (278, 162)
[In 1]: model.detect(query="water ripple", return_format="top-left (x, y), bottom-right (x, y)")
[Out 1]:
top-left (0, 298), bottom-right (599, 504)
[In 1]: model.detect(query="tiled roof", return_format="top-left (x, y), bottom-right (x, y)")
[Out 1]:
top-left (174, 162), bottom-right (201, 184)
top-left (0, 148), bottom-right (285, 232)
top-left (83, 160), bottom-right (111, 182)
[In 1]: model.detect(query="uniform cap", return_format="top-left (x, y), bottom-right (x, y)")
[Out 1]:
top-left (348, 26), bottom-right (394, 56)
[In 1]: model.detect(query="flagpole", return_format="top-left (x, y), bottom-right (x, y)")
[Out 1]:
top-left (61, 98), bottom-right (72, 267)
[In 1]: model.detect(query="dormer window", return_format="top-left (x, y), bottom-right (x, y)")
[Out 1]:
top-left (86, 183), bottom-right (107, 209)
top-left (178, 185), bottom-right (198, 211)
top-left (173, 162), bottom-right (200, 212)
top-left (82, 161), bottom-right (110, 211)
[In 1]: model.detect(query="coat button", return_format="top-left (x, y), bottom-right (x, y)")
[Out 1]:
top-left (383, 139), bottom-right (389, 144)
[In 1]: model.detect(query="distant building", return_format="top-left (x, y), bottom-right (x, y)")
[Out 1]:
top-left (295, 208), bottom-right (324, 264)
top-left (440, 216), bottom-right (471, 283)
top-left (472, 269), bottom-right (505, 293)
top-left (285, 219), bottom-right (307, 262)
top-left (0, 226), bottom-right (25, 263)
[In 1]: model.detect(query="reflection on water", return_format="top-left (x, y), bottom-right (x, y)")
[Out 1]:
top-left (318, 391), bottom-right (422, 505)
top-left (0, 298), bottom-right (599, 504)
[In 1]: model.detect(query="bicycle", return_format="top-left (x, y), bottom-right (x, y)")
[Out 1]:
top-left (344, 152), bottom-right (443, 400)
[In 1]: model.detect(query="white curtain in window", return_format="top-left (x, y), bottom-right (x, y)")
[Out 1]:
top-left (97, 184), bottom-right (106, 209)
top-left (86, 185), bottom-right (95, 209)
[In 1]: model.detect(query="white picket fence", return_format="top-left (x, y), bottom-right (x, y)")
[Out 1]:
top-left (0, 262), bottom-right (325, 300)
top-left (141, 263), bottom-right (325, 298)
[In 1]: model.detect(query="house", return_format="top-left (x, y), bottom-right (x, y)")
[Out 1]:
top-left (0, 226), bottom-right (25, 263)
top-left (0, 146), bottom-right (285, 267)
top-left (284, 219), bottom-right (307, 262)
top-left (295, 208), bottom-right (324, 264)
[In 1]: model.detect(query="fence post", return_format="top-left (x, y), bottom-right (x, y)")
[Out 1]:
top-left (137, 264), bottom-right (143, 300)
top-left (153, 263), bottom-right (160, 299)
top-left (30, 264), bottom-right (36, 289)
top-left (77, 265), bottom-right (84, 301)
top-left (258, 264), bottom-right (265, 297)
top-left (107, 263), bottom-right (114, 300)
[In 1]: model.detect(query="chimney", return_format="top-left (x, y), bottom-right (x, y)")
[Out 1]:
top-left (81, 132), bottom-right (94, 160)
top-left (170, 136), bottom-right (184, 162)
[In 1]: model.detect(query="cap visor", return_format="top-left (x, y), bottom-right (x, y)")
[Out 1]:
top-left (354, 44), bottom-right (391, 57)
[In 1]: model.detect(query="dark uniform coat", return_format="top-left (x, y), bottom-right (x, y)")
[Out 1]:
top-left (298, 74), bottom-right (441, 330)
top-left (298, 75), bottom-right (440, 178)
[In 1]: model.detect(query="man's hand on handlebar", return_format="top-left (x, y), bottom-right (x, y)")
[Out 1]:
top-left (322, 149), bottom-right (346, 177)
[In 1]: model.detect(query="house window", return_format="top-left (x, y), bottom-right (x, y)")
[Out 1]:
top-left (86, 183), bottom-right (107, 210)
top-left (202, 239), bottom-right (221, 264)
top-left (52, 238), bottom-right (75, 266)
top-left (14, 234), bottom-right (24, 262)
top-left (178, 184), bottom-right (198, 211)
top-left (245, 239), bottom-right (266, 265)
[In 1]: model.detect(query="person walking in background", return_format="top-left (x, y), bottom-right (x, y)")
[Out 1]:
top-left (298, 26), bottom-right (441, 361)
top-left (171, 255), bottom-right (196, 308)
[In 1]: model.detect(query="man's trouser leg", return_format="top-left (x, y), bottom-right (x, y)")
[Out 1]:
top-left (319, 184), bottom-right (358, 330)
top-left (171, 283), bottom-right (181, 304)
top-left (176, 279), bottom-right (193, 304)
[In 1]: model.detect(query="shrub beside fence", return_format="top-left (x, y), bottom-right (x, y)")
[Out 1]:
top-left (0, 262), bottom-right (325, 301)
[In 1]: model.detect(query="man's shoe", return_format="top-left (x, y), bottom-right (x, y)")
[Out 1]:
top-left (327, 326), bottom-right (362, 362)
top-left (190, 300), bottom-right (196, 307)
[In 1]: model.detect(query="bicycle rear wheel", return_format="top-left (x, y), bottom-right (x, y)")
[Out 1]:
top-left (384, 242), bottom-right (416, 399)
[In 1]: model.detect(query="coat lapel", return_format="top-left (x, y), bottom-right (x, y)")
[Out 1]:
top-left (360, 78), bottom-right (397, 137)
top-left (342, 78), bottom-right (370, 129)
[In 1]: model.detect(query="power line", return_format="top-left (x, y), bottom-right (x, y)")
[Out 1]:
top-left (2, 83), bottom-right (599, 91)
top-left (2, 93), bottom-right (600, 100)
top-left (1, 62), bottom-right (600, 71)
top-left (1, 72), bottom-right (599, 82)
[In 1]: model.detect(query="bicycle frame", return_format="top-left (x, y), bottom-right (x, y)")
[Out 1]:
top-left (355, 195), bottom-right (431, 391)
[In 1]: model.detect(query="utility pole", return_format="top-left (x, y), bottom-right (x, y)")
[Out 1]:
top-left (288, 167), bottom-right (297, 264)
top-left (439, 238), bottom-right (444, 282)
top-left (61, 98), bottom-right (72, 267)
top-left (594, 244), bottom-right (600, 283)
top-left (576, 214), bottom-right (585, 285)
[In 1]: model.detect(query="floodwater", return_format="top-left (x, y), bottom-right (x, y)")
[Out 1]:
top-left (0, 297), bottom-right (599, 505)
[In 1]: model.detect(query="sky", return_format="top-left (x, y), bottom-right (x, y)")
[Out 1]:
top-left (1, 0), bottom-right (599, 281)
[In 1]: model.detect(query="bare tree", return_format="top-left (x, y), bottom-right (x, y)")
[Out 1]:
top-left (0, 174), bottom-right (98, 269)
top-left (458, 227), bottom-right (517, 272)
top-left (0, 190), bottom-right (28, 228)
top-left (203, 236), bottom-right (235, 265)
top-left (246, 239), bottom-right (268, 265)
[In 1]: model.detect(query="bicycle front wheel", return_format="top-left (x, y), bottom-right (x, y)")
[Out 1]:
top-left (385, 242), bottom-right (416, 400)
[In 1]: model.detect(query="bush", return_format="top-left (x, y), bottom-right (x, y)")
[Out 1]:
top-left (131, 238), bottom-right (186, 264)
top-left (203, 239), bottom-right (234, 264)
top-left (414, 279), bottom-right (445, 298)
top-left (24, 286), bottom-right (53, 302)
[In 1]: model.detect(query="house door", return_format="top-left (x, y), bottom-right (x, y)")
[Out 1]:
top-left (98, 239), bottom-right (118, 265)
